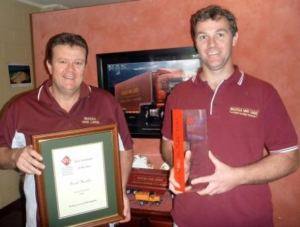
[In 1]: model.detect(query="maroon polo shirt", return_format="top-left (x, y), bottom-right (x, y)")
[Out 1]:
top-left (0, 79), bottom-right (133, 150)
top-left (162, 67), bottom-right (298, 227)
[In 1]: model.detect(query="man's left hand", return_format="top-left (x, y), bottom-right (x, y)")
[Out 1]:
top-left (119, 193), bottom-right (131, 223)
top-left (191, 151), bottom-right (241, 196)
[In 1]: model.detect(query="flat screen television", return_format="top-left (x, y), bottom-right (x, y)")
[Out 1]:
top-left (96, 46), bottom-right (200, 138)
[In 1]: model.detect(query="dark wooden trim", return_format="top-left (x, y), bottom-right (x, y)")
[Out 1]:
top-left (0, 197), bottom-right (25, 218)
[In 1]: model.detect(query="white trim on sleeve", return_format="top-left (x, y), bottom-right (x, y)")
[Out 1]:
top-left (118, 133), bottom-right (125, 152)
top-left (162, 136), bottom-right (172, 141)
top-left (270, 145), bottom-right (298, 154)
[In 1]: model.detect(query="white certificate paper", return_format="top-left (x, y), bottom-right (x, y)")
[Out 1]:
top-left (52, 142), bottom-right (108, 219)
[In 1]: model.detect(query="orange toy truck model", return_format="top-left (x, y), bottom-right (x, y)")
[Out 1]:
top-left (134, 191), bottom-right (161, 206)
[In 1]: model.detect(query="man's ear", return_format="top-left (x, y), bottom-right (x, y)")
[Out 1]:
top-left (46, 60), bottom-right (52, 74)
top-left (232, 32), bottom-right (238, 47)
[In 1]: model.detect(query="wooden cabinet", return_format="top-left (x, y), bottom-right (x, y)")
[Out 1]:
top-left (118, 169), bottom-right (173, 227)
top-left (117, 192), bottom-right (173, 227)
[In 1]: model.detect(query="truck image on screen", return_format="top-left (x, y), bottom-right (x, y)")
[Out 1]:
top-left (113, 67), bottom-right (196, 137)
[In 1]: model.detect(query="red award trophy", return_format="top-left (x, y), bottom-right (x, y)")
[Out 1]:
top-left (172, 109), bottom-right (185, 192)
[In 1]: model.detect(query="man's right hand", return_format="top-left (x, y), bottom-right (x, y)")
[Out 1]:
top-left (168, 150), bottom-right (192, 194)
top-left (13, 145), bottom-right (45, 175)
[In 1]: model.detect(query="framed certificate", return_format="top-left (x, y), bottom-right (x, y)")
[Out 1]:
top-left (32, 125), bottom-right (124, 227)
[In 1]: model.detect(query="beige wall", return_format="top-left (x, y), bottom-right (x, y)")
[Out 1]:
top-left (0, 0), bottom-right (39, 209)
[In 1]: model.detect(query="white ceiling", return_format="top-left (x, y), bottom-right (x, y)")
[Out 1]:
top-left (17, 0), bottom-right (136, 11)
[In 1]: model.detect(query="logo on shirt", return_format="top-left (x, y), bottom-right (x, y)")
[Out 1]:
top-left (81, 116), bottom-right (100, 125)
top-left (229, 106), bottom-right (259, 118)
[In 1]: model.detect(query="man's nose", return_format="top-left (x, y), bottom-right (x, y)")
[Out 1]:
top-left (66, 62), bottom-right (76, 71)
top-left (207, 37), bottom-right (216, 47)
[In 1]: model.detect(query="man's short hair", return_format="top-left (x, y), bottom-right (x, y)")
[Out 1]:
top-left (45, 32), bottom-right (89, 63)
top-left (191, 5), bottom-right (238, 37)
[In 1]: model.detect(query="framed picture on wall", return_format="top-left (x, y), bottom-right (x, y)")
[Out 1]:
top-left (97, 47), bottom-right (200, 138)
top-left (8, 64), bottom-right (32, 88)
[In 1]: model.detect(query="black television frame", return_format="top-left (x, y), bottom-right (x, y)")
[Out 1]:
top-left (96, 46), bottom-right (200, 138)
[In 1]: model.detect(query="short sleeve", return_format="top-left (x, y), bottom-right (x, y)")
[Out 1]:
top-left (162, 92), bottom-right (175, 140)
top-left (263, 87), bottom-right (298, 152)
top-left (0, 103), bottom-right (17, 148)
top-left (115, 101), bottom-right (133, 151)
